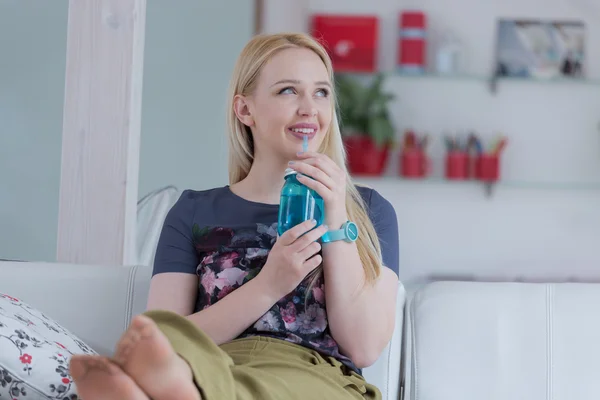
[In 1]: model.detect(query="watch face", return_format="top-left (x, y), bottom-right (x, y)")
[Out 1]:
top-left (345, 222), bottom-right (359, 241)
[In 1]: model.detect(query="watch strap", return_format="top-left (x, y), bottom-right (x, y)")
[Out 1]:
top-left (321, 228), bottom-right (346, 243)
top-left (320, 221), bottom-right (358, 243)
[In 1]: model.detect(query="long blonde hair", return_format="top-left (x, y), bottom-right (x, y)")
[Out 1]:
top-left (226, 32), bottom-right (383, 288)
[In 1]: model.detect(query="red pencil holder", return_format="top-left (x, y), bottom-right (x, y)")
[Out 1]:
top-left (445, 151), bottom-right (469, 180)
top-left (475, 153), bottom-right (500, 182)
top-left (400, 150), bottom-right (429, 178)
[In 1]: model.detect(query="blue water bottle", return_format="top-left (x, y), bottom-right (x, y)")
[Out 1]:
top-left (277, 168), bottom-right (325, 236)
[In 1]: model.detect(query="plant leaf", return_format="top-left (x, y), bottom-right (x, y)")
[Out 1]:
top-left (334, 73), bottom-right (396, 142)
top-left (367, 114), bottom-right (395, 148)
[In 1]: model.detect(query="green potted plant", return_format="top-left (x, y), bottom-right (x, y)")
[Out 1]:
top-left (335, 72), bottom-right (396, 176)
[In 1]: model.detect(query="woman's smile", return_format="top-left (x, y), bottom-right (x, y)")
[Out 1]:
top-left (287, 122), bottom-right (318, 141)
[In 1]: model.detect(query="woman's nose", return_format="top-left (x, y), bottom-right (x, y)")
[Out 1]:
top-left (299, 107), bottom-right (317, 117)
top-left (298, 98), bottom-right (317, 117)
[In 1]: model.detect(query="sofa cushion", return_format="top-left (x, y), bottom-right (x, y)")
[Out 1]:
top-left (403, 281), bottom-right (600, 400)
top-left (0, 292), bottom-right (95, 399)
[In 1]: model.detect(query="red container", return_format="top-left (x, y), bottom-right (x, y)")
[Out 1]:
top-left (311, 14), bottom-right (378, 72)
top-left (398, 11), bottom-right (427, 73)
top-left (343, 136), bottom-right (389, 176)
top-left (475, 154), bottom-right (500, 182)
top-left (400, 150), bottom-right (429, 178)
top-left (445, 152), bottom-right (469, 180)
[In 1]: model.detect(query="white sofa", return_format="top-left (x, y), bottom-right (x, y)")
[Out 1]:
top-left (4, 261), bottom-right (600, 399)
top-left (0, 260), bottom-right (406, 400)
top-left (403, 280), bottom-right (600, 400)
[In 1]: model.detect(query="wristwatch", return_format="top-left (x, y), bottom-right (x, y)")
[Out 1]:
top-left (321, 221), bottom-right (359, 243)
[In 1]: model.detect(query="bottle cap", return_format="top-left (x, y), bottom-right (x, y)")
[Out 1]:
top-left (284, 167), bottom-right (297, 177)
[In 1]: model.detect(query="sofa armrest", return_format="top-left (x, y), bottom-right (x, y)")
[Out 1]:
top-left (0, 261), bottom-right (151, 356)
top-left (362, 281), bottom-right (406, 400)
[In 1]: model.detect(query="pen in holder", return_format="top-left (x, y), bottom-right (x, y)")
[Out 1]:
top-left (475, 136), bottom-right (507, 182)
top-left (443, 132), bottom-right (507, 183)
top-left (445, 151), bottom-right (469, 180)
top-left (475, 153), bottom-right (500, 181)
top-left (401, 149), bottom-right (429, 178)
top-left (444, 133), bottom-right (473, 180)
top-left (399, 130), bottom-right (430, 179)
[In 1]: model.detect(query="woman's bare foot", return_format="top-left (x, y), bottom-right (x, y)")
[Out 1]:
top-left (70, 355), bottom-right (149, 400)
top-left (113, 314), bottom-right (202, 400)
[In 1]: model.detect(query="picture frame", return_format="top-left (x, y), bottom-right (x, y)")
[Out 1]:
top-left (494, 18), bottom-right (585, 80)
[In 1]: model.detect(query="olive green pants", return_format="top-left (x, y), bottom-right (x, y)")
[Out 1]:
top-left (144, 310), bottom-right (381, 400)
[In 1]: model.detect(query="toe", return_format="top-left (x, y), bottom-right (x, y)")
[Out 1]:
top-left (111, 316), bottom-right (201, 400)
top-left (114, 315), bottom-right (149, 364)
top-left (71, 356), bottom-right (149, 400)
top-left (130, 314), bottom-right (155, 332)
top-left (69, 355), bottom-right (90, 381)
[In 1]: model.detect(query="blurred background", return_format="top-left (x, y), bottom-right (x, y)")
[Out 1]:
top-left (1, 0), bottom-right (599, 284)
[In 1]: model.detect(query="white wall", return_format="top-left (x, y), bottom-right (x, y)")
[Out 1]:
top-left (0, 0), bottom-right (254, 262)
top-left (264, 0), bottom-right (600, 283)
top-left (356, 178), bottom-right (600, 284)
top-left (2, 0), bottom-right (598, 280)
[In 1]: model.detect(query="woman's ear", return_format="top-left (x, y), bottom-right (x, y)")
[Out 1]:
top-left (233, 94), bottom-right (254, 127)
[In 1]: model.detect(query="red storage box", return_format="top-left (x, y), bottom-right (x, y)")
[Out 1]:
top-left (311, 14), bottom-right (378, 72)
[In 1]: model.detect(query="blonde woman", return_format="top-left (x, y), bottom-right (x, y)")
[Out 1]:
top-left (69, 32), bottom-right (399, 400)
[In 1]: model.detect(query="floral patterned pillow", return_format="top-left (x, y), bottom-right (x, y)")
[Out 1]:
top-left (0, 292), bottom-right (96, 399)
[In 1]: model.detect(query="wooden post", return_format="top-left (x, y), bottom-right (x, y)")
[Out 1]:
top-left (57, 0), bottom-right (146, 266)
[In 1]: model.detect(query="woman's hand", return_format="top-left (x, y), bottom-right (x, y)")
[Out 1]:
top-left (257, 219), bottom-right (328, 301)
top-left (289, 151), bottom-right (348, 228)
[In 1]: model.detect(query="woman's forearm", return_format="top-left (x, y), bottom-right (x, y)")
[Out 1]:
top-left (322, 240), bottom-right (397, 368)
top-left (287, 152), bottom-right (398, 366)
top-left (185, 275), bottom-right (278, 345)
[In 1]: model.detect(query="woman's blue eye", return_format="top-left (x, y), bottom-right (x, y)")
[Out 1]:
top-left (278, 86), bottom-right (329, 98)
top-left (279, 87), bottom-right (295, 95)
top-left (316, 88), bottom-right (329, 97)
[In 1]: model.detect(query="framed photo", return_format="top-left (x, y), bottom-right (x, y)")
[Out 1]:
top-left (494, 19), bottom-right (585, 79)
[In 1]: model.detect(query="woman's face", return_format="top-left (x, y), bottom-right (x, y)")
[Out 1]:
top-left (235, 47), bottom-right (333, 161)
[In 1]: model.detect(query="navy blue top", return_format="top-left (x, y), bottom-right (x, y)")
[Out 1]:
top-left (152, 185), bottom-right (399, 373)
